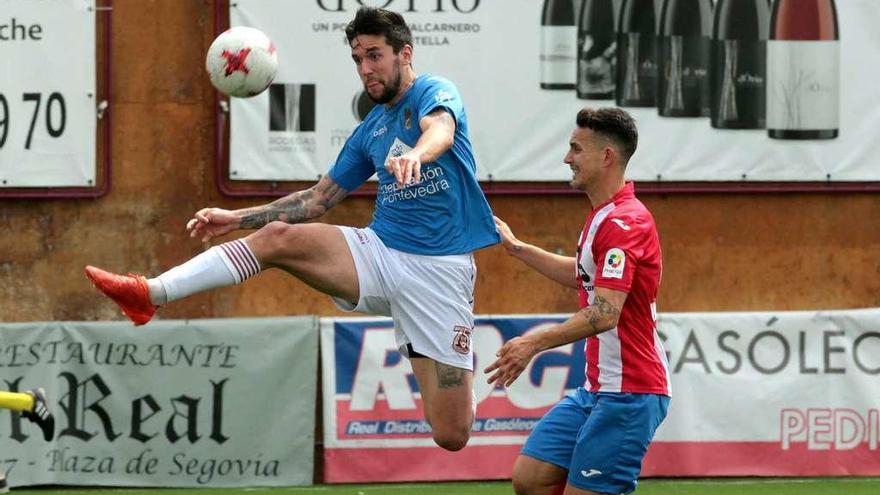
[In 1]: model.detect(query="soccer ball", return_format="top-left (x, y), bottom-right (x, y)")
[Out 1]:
top-left (206, 26), bottom-right (278, 98)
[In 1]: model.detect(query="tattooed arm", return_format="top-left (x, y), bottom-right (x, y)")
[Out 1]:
top-left (528, 289), bottom-right (626, 351)
top-left (484, 287), bottom-right (627, 387)
top-left (186, 175), bottom-right (349, 242)
top-left (237, 175), bottom-right (348, 228)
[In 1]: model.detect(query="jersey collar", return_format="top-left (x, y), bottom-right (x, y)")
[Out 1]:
top-left (592, 182), bottom-right (635, 212)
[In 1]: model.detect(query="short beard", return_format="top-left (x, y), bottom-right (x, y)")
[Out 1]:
top-left (368, 64), bottom-right (402, 104)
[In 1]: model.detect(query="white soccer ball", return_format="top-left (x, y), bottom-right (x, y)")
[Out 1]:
top-left (206, 26), bottom-right (278, 98)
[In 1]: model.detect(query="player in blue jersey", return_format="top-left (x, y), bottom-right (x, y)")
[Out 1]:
top-left (84, 6), bottom-right (499, 452)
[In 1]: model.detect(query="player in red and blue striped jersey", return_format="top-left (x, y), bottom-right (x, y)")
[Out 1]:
top-left (486, 107), bottom-right (670, 495)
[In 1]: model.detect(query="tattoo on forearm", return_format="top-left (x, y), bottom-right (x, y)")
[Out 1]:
top-left (240, 191), bottom-right (312, 228)
top-left (578, 295), bottom-right (621, 334)
top-left (239, 180), bottom-right (347, 229)
top-left (435, 361), bottom-right (466, 389)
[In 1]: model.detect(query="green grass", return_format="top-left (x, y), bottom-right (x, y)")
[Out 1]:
top-left (18, 478), bottom-right (880, 495)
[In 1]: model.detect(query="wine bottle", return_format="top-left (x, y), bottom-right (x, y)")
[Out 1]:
top-left (617, 0), bottom-right (660, 107)
top-left (767, 0), bottom-right (839, 139)
top-left (711, 0), bottom-right (771, 129)
top-left (541, 0), bottom-right (578, 90)
top-left (657, 0), bottom-right (714, 117)
top-left (577, 0), bottom-right (616, 99)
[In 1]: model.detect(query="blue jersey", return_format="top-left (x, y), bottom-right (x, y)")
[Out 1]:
top-left (328, 74), bottom-right (499, 255)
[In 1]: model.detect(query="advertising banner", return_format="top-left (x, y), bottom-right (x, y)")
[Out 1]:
top-left (321, 315), bottom-right (575, 482)
top-left (648, 308), bottom-right (880, 477)
top-left (228, 0), bottom-right (880, 183)
top-left (0, 318), bottom-right (318, 488)
top-left (321, 310), bottom-right (880, 482)
top-left (0, 0), bottom-right (96, 187)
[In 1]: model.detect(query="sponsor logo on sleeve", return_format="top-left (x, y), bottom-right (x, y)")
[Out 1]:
top-left (602, 248), bottom-right (625, 279)
top-left (434, 89), bottom-right (454, 104)
top-left (611, 218), bottom-right (631, 231)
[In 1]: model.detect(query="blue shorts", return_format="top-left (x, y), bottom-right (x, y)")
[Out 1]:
top-left (521, 388), bottom-right (669, 494)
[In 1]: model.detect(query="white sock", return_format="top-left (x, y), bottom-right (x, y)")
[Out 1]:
top-left (147, 279), bottom-right (168, 305)
top-left (149, 239), bottom-right (261, 304)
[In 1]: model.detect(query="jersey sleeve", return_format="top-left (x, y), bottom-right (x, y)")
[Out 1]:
top-left (327, 123), bottom-right (374, 192)
top-left (417, 76), bottom-right (464, 125)
top-left (591, 216), bottom-right (647, 293)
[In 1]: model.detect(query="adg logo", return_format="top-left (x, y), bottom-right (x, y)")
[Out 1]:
top-left (269, 83), bottom-right (316, 132)
top-left (316, 0), bottom-right (481, 13)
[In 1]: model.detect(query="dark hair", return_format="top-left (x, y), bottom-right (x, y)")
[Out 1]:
top-left (344, 6), bottom-right (412, 54)
top-left (575, 107), bottom-right (638, 164)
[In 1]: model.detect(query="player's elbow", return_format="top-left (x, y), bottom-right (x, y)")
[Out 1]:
top-left (586, 313), bottom-right (619, 336)
top-left (431, 131), bottom-right (454, 157)
top-left (442, 130), bottom-right (455, 150)
top-left (596, 316), bottom-right (620, 334)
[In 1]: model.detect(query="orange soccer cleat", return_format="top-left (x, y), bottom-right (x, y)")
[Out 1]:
top-left (84, 265), bottom-right (157, 326)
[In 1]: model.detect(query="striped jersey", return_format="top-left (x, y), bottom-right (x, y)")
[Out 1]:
top-left (576, 182), bottom-right (670, 395)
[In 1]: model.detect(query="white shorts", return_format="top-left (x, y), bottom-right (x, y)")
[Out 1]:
top-left (333, 226), bottom-right (476, 370)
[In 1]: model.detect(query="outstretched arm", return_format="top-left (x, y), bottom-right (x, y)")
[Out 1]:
top-left (495, 216), bottom-right (579, 289)
top-left (385, 108), bottom-right (456, 188)
top-left (237, 175), bottom-right (348, 227)
top-left (186, 175), bottom-right (349, 242)
top-left (484, 287), bottom-right (627, 387)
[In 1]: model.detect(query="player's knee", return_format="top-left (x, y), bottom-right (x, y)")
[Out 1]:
top-left (432, 427), bottom-right (470, 452)
top-left (251, 221), bottom-right (305, 260)
top-left (511, 476), bottom-right (534, 495)
top-left (511, 463), bottom-right (546, 495)
top-left (511, 477), bottom-right (557, 495)
top-left (257, 220), bottom-right (298, 241)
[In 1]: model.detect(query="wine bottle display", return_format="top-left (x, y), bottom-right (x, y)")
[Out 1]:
top-left (577, 0), bottom-right (617, 99)
top-left (541, 0), bottom-right (577, 90)
top-left (658, 0), bottom-right (714, 117)
top-left (617, 0), bottom-right (660, 107)
top-left (711, 0), bottom-right (771, 129)
top-left (767, 0), bottom-right (839, 139)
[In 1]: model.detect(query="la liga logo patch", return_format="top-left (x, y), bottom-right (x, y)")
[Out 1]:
top-left (602, 248), bottom-right (625, 279)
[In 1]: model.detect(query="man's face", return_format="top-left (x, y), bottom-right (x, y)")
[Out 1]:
top-left (350, 34), bottom-right (408, 104)
top-left (564, 127), bottom-right (606, 191)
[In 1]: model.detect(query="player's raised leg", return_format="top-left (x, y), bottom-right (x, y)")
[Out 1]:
top-left (243, 222), bottom-right (359, 302)
top-left (410, 357), bottom-right (474, 451)
top-left (87, 221), bottom-right (359, 325)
